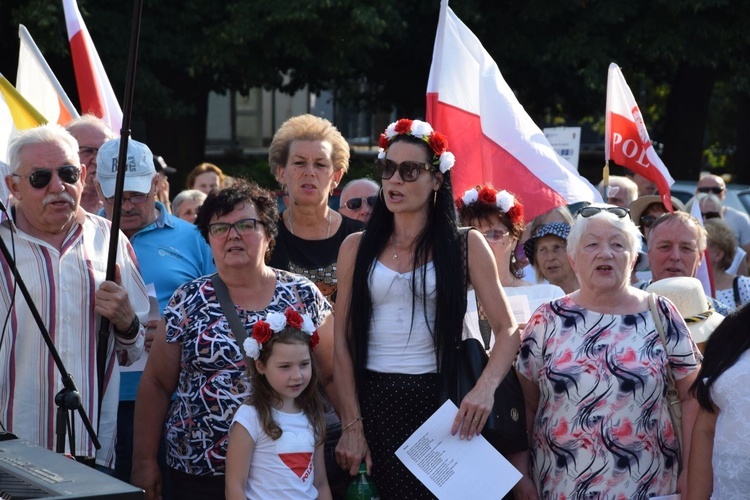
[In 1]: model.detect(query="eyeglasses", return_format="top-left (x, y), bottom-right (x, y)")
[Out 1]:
top-left (481, 229), bottom-right (510, 242)
top-left (575, 206), bottom-right (630, 219)
top-left (375, 158), bottom-right (434, 182)
top-left (78, 146), bottom-right (99, 158)
top-left (344, 196), bottom-right (378, 211)
top-left (12, 165), bottom-right (81, 189)
top-left (208, 218), bottom-right (263, 238)
top-left (697, 187), bottom-right (724, 194)
top-left (702, 211), bottom-right (722, 220)
top-left (104, 193), bottom-right (150, 205)
top-left (639, 214), bottom-right (658, 228)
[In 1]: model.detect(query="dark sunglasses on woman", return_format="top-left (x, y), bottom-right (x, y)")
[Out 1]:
top-left (575, 206), bottom-right (630, 219)
top-left (639, 214), bottom-right (659, 228)
top-left (375, 158), bottom-right (435, 182)
top-left (344, 196), bottom-right (378, 211)
top-left (12, 165), bottom-right (81, 189)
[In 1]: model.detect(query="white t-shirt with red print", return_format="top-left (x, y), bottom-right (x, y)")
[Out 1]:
top-left (231, 404), bottom-right (318, 499)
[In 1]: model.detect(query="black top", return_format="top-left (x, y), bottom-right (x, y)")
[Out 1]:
top-left (269, 214), bottom-right (365, 302)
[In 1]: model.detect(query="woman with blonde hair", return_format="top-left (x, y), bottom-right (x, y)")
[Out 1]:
top-left (186, 162), bottom-right (225, 194)
top-left (706, 218), bottom-right (750, 307)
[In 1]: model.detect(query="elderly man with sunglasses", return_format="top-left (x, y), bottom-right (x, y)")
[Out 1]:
top-left (338, 178), bottom-right (379, 223)
top-left (94, 137), bottom-right (215, 483)
top-left (696, 174), bottom-right (750, 265)
top-left (0, 124), bottom-right (150, 470)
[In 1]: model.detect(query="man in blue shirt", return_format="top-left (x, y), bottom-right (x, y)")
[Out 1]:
top-left (95, 137), bottom-right (215, 483)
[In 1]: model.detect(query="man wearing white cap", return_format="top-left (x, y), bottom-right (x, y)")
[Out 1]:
top-left (95, 137), bottom-right (215, 482)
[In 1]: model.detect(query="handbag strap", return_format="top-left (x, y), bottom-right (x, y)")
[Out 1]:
top-left (212, 273), bottom-right (249, 349)
top-left (733, 275), bottom-right (741, 308)
top-left (649, 293), bottom-right (683, 452)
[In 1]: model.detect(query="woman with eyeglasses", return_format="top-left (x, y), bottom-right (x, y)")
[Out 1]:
top-left (516, 204), bottom-right (701, 498)
top-left (132, 180), bottom-right (332, 499)
top-left (333, 119), bottom-right (520, 498)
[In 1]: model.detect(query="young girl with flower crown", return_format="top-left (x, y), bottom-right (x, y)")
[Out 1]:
top-left (225, 308), bottom-right (331, 500)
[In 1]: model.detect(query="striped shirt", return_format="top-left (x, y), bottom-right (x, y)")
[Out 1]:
top-left (0, 211), bottom-right (149, 467)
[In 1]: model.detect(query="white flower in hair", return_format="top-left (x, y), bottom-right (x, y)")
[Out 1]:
top-left (410, 120), bottom-right (433, 138)
top-left (243, 338), bottom-right (260, 360)
top-left (265, 311), bottom-right (287, 332)
top-left (385, 123), bottom-right (398, 139)
top-left (439, 151), bottom-right (455, 173)
top-left (377, 148), bottom-right (386, 159)
top-left (462, 188), bottom-right (479, 206)
top-left (300, 314), bottom-right (316, 335)
top-left (495, 190), bottom-right (515, 213)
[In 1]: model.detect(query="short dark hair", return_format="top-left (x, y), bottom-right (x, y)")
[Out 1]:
top-left (195, 179), bottom-right (279, 258)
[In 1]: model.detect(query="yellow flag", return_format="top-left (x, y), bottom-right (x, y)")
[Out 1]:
top-left (0, 73), bottom-right (48, 129)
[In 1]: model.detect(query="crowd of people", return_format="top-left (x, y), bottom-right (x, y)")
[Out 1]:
top-left (0, 113), bottom-right (748, 499)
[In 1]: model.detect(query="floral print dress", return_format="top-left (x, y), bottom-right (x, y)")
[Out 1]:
top-left (516, 295), bottom-right (701, 499)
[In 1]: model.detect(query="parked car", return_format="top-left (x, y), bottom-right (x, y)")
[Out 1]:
top-left (670, 180), bottom-right (750, 215)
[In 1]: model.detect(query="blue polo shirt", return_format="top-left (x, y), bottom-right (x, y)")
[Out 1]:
top-left (120, 202), bottom-right (216, 400)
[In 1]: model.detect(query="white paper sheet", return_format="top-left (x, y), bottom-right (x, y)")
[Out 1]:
top-left (395, 400), bottom-right (522, 499)
top-left (506, 294), bottom-right (531, 325)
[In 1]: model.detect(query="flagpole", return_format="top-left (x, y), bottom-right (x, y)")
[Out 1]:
top-left (602, 161), bottom-right (609, 203)
top-left (96, 0), bottom-right (144, 410)
top-left (18, 25), bottom-right (80, 120)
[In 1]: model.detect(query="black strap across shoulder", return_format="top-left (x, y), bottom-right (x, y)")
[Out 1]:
top-left (211, 273), bottom-right (249, 348)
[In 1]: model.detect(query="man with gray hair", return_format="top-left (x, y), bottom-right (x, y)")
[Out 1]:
top-left (338, 177), bottom-right (379, 223)
top-left (598, 175), bottom-right (638, 208)
top-left (0, 124), bottom-right (149, 469)
top-left (65, 114), bottom-right (116, 214)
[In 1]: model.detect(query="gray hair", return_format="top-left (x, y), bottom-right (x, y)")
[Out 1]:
top-left (647, 211), bottom-right (707, 252)
top-left (172, 189), bottom-right (207, 215)
top-left (8, 124), bottom-right (79, 173)
top-left (567, 209), bottom-right (641, 261)
top-left (64, 113), bottom-right (116, 141)
top-left (340, 178), bottom-right (379, 200)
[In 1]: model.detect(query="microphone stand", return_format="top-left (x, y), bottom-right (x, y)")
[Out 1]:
top-left (0, 214), bottom-right (100, 455)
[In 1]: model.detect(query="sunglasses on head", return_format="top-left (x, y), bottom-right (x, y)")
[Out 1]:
top-left (702, 211), bottom-right (722, 220)
top-left (575, 206), bottom-right (630, 219)
top-left (697, 186), bottom-right (724, 194)
top-left (374, 158), bottom-right (435, 182)
top-left (344, 196), bottom-right (378, 211)
top-left (12, 165), bottom-right (81, 189)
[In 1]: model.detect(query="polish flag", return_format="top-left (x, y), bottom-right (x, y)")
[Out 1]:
top-left (62, 0), bottom-right (122, 131)
top-left (426, 0), bottom-right (600, 221)
top-left (606, 63), bottom-right (675, 211)
top-left (17, 25), bottom-right (80, 126)
top-left (689, 197), bottom-right (715, 297)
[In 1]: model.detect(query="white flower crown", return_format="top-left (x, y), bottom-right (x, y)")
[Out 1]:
top-left (377, 118), bottom-right (455, 174)
top-left (242, 308), bottom-right (318, 361)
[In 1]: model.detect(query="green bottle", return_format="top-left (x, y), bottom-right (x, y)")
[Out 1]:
top-left (345, 462), bottom-right (380, 500)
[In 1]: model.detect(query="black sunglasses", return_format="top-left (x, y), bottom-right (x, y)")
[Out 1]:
top-left (375, 158), bottom-right (435, 182)
top-left (702, 211), bottom-right (722, 220)
top-left (697, 186), bottom-right (724, 194)
top-left (575, 206), bottom-right (630, 219)
top-left (639, 214), bottom-right (658, 228)
top-left (344, 196), bottom-right (378, 211)
top-left (12, 165), bottom-right (81, 189)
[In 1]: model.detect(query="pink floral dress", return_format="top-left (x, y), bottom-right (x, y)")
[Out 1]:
top-left (516, 295), bottom-right (701, 499)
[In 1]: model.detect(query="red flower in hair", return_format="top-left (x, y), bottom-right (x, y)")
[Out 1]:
top-left (252, 321), bottom-right (272, 344)
top-left (285, 308), bottom-right (304, 329)
top-left (477, 186), bottom-right (497, 205)
top-left (428, 131), bottom-right (448, 156)
top-left (378, 133), bottom-right (390, 150)
top-left (508, 204), bottom-right (524, 227)
top-left (394, 119), bottom-right (413, 134)
top-left (310, 330), bottom-right (320, 349)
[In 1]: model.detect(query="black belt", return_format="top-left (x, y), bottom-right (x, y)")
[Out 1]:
top-left (74, 456), bottom-right (96, 467)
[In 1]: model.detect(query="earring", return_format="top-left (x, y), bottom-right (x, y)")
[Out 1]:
top-left (433, 190), bottom-right (438, 206)
top-left (511, 254), bottom-right (517, 264)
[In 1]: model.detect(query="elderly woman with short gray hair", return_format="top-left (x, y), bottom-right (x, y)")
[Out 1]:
top-left (515, 204), bottom-right (701, 498)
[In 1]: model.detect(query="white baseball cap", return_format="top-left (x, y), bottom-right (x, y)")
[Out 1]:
top-left (96, 138), bottom-right (155, 198)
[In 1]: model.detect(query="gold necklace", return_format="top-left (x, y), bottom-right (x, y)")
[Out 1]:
top-left (287, 209), bottom-right (332, 238)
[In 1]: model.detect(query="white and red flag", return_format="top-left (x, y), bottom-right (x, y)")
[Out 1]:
top-left (426, 0), bottom-right (600, 220)
top-left (688, 196), bottom-right (715, 298)
top-left (606, 63), bottom-right (675, 211)
top-left (62, 0), bottom-right (122, 131)
top-left (16, 25), bottom-right (80, 126)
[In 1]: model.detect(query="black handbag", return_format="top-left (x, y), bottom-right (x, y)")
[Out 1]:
top-left (448, 228), bottom-right (529, 457)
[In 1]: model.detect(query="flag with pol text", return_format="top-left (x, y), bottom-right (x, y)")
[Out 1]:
top-left (426, 0), bottom-right (600, 221)
top-left (606, 63), bottom-right (675, 211)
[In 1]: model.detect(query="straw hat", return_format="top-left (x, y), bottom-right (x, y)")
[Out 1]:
top-left (629, 195), bottom-right (685, 228)
top-left (646, 277), bottom-right (725, 343)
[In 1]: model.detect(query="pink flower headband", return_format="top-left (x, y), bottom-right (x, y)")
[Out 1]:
top-left (243, 308), bottom-right (319, 360)
top-left (377, 118), bottom-right (455, 174)
top-left (457, 185), bottom-right (524, 226)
